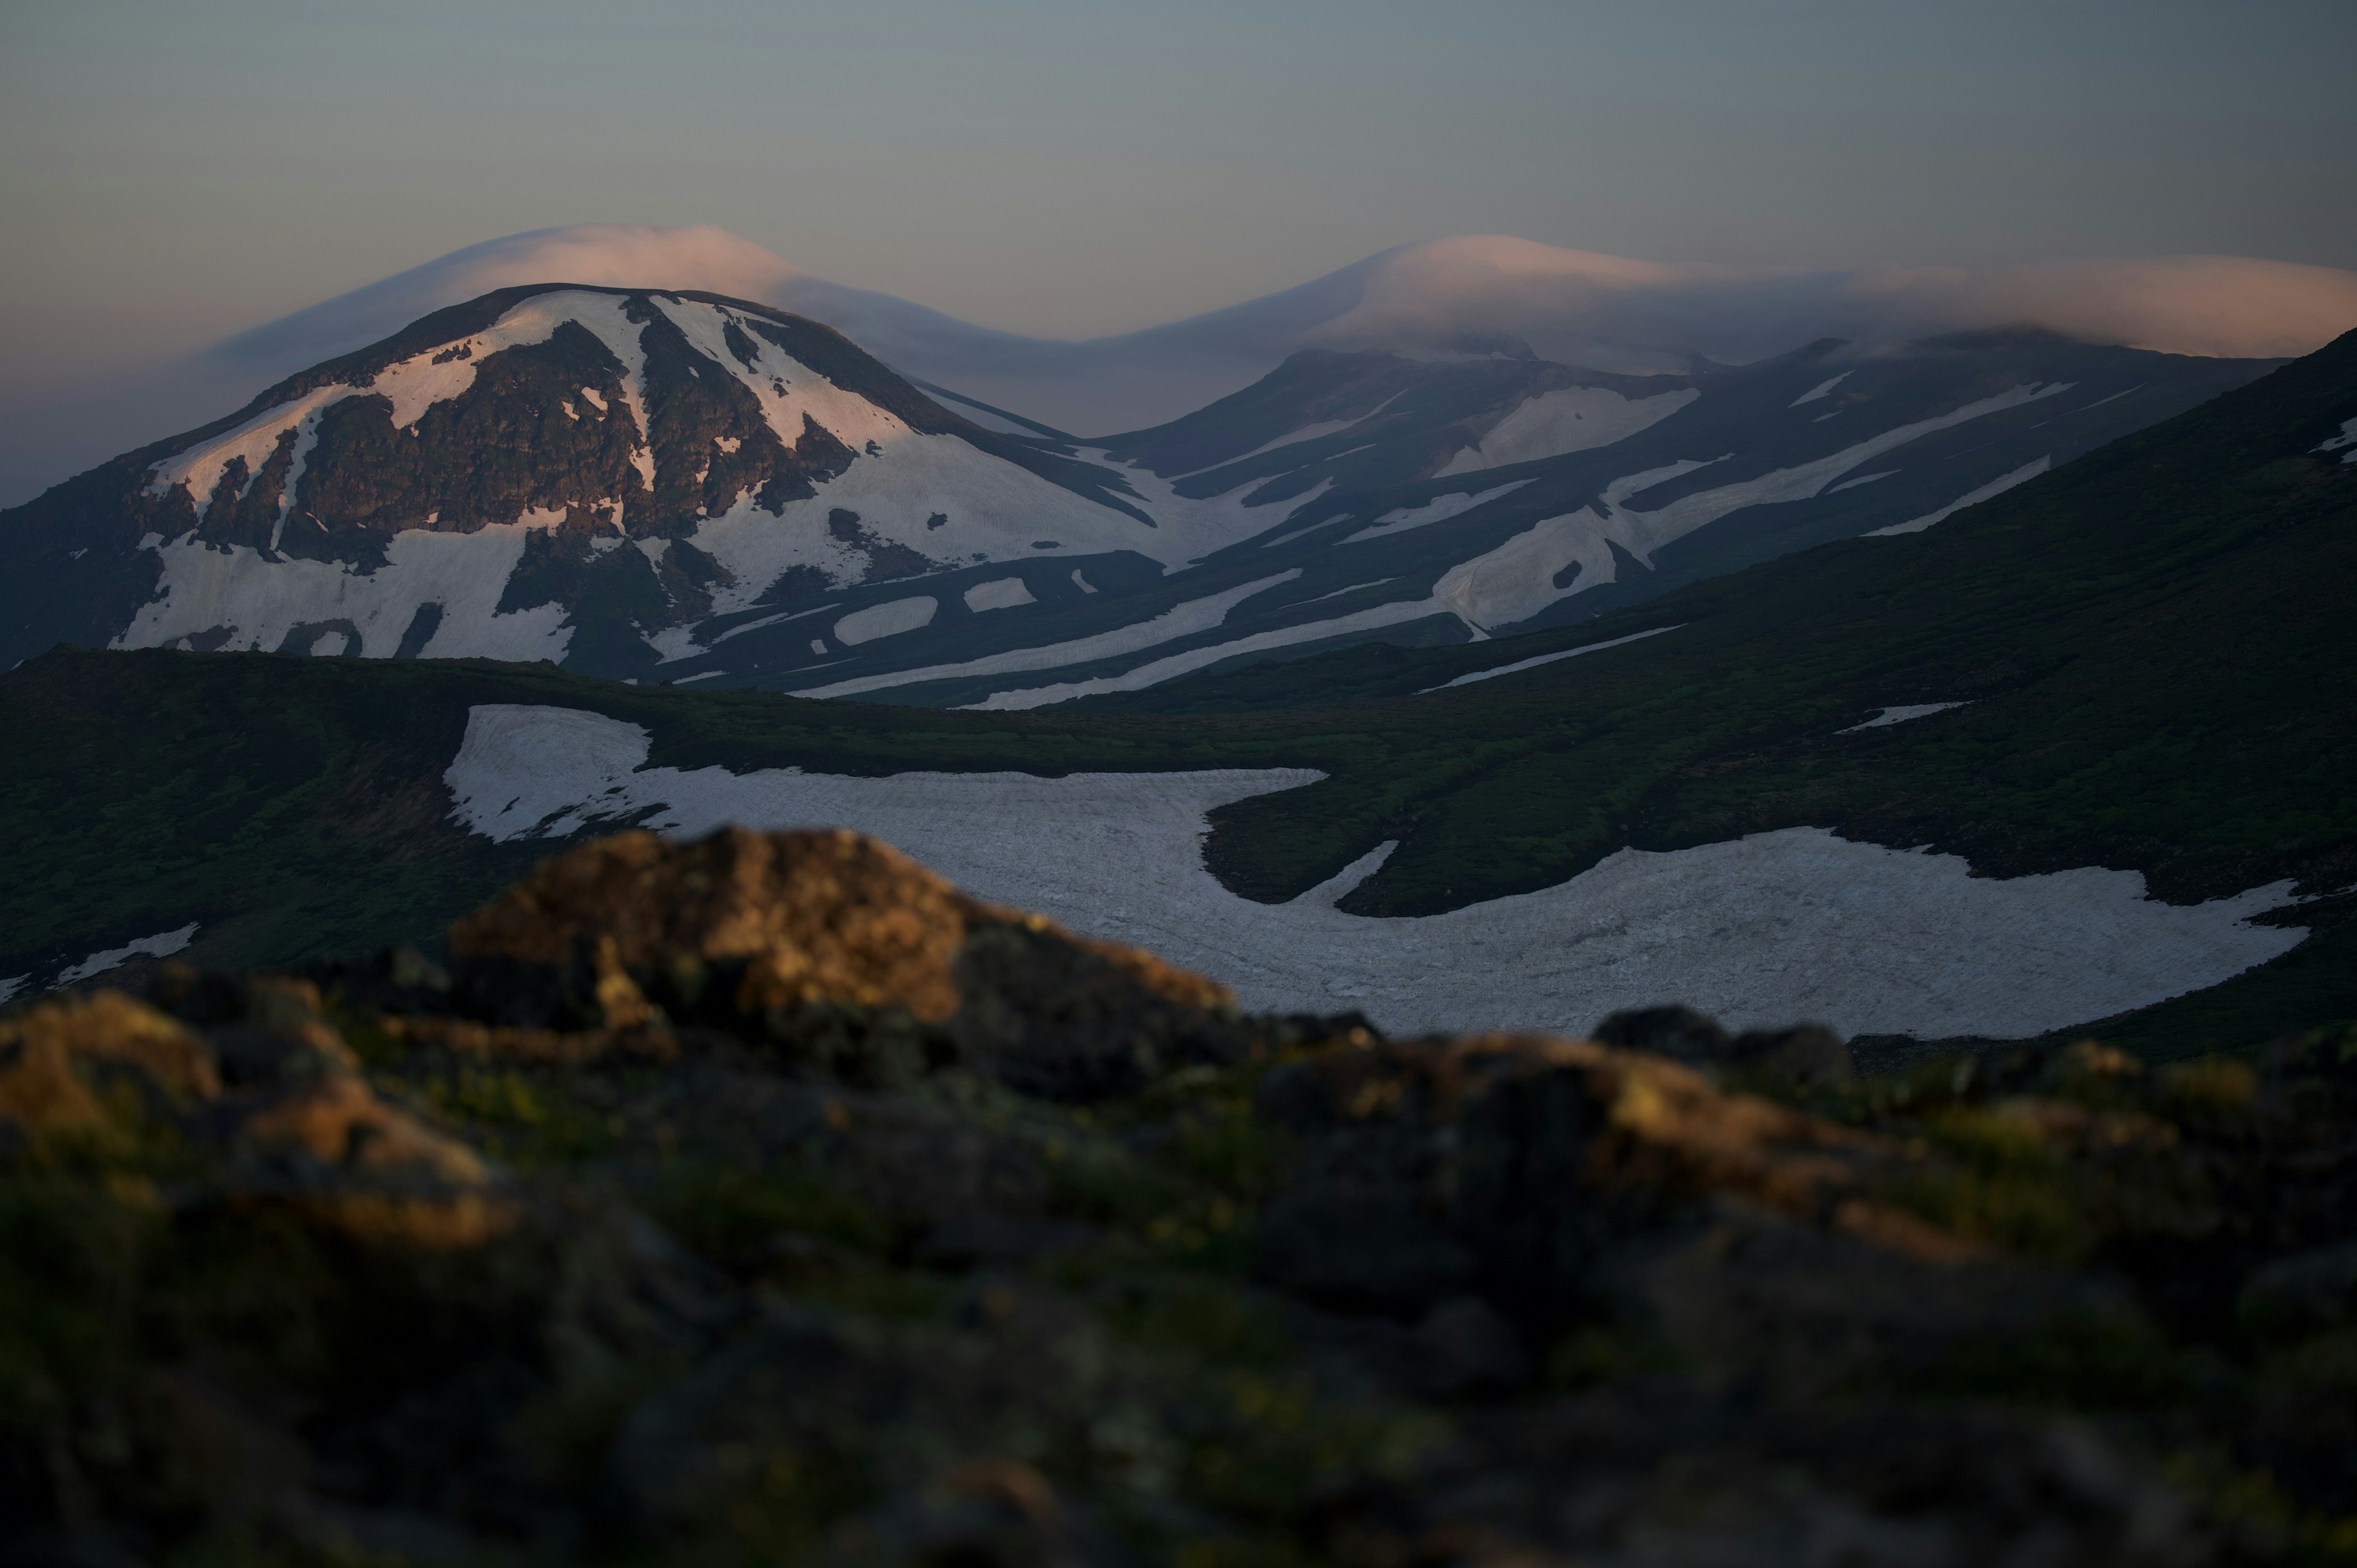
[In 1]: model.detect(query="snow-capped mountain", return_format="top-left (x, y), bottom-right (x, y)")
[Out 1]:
top-left (0, 287), bottom-right (1160, 672)
top-left (15, 225), bottom-right (2354, 512)
top-left (0, 282), bottom-right (2282, 703)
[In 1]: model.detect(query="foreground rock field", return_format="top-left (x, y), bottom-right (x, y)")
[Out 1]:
top-left (4, 827), bottom-right (2355, 1566)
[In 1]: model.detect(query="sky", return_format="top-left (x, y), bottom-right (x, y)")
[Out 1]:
top-left (3, 0), bottom-right (2353, 386)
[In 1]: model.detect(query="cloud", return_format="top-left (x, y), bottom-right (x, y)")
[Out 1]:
top-left (8, 224), bottom-right (2353, 504)
top-left (1301, 236), bottom-right (2357, 370)
top-left (206, 223), bottom-right (802, 374)
top-left (1864, 255), bottom-right (2357, 360)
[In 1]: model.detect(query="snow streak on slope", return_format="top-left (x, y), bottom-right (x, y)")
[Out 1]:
top-left (1413, 382), bottom-right (2076, 633)
top-left (1840, 703), bottom-right (1973, 732)
top-left (1081, 449), bottom-right (1337, 565)
top-left (1426, 460), bottom-right (1711, 631)
top-left (788, 572), bottom-right (1301, 700)
top-left (964, 596), bottom-right (1445, 711)
top-left (1434, 386), bottom-right (1698, 477)
top-left (1341, 481), bottom-right (1534, 544)
top-left (1420, 626), bottom-right (1682, 692)
top-left (446, 705), bottom-right (2307, 1039)
top-left (1790, 373), bottom-right (1850, 407)
top-left (1866, 457), bottom-right (2051, 536)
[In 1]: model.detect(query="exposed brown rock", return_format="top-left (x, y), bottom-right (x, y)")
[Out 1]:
top-left (0, 991), bottom-right (219, 1134)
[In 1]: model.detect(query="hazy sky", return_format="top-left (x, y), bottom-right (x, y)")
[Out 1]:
top-left (4, 0), bottom-right (2353, 379)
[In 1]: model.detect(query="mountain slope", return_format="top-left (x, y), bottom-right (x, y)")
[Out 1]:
top-left (10, 284), bottom-right (2281, 705)
top-left (0, 286), bottom-right (1159, 676)
top-left (2, 331), bottom-right (2351, 1051)
top-left (750, 329), bottom-right (2274, 708)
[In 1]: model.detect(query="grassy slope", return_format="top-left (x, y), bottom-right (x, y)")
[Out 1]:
top-left (0, 652), bottom-right (1353, 980)
top-left (4, 334), bottom-right (2351, 1057)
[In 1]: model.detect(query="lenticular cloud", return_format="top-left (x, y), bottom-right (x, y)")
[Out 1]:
top-left (9, 222), bottom-right (2355, 506)
top-left (207, 224), bottom-right (805, 376)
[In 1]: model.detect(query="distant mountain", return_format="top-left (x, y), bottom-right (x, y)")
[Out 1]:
top-left (0, 286), bottom-right (1160, 674)
top-left (0, 290), bottom-right (2286, 695)
top-left (15, 224), bottom-right (2355, 509)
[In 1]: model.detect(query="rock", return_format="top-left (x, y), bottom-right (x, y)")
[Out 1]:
top-left (1594, 1006), bottom-right (1854, 1086)
top-left (1591, 1004), bottom-right (1730, 1063)
top-left (1728, 1022), bottom-right (1855, 1086)
top-left (1257, 1032), bottom-right (1962, 1334)
top-left (443, 826), bottom-right (1245, 1100)
top-left (0, 991), bottom-right (218, 1135)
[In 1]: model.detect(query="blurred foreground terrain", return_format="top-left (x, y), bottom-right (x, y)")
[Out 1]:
top-left (6, 827), bottom-right (2356, 1566)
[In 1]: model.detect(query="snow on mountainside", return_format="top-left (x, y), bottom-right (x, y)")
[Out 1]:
top-left (0, 286), bottom-right (1164, 673)
top-left (0, 292), bottom-right (2290, 706)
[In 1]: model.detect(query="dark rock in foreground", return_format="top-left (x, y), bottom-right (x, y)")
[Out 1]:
top-left (4, 827), bottom-right (2355, 1565)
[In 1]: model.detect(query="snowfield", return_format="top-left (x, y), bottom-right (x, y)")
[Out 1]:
top-left (444, 704), bottom-right (2306, 1040)
top-left (118, 520), bottom-right (575, 661)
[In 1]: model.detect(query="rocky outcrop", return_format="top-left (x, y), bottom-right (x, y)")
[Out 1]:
top-left (4, 826), bottom-right (2355, 1565)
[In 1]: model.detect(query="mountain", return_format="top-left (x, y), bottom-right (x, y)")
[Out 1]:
top-left (0, 286), bottom-right (2286, 698)
top-left (14, 223), bottom-right (2356, 509)
top-left (4, 328), bottom-right (2351, 1056)
top-left (0, 285), bottom-right (1166, 675)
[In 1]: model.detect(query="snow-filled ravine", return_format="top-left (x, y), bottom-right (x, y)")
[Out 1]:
top-left (446, 705), bottom-right (2306, 1041)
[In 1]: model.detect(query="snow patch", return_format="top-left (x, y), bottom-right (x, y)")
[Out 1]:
top-left (1341, 481), bottom-right (1534, 545)
top-left (1841, 703), bottom-right (1973, 732)
top-left (1828, 470), bottom-right (1897, 494)
top-left (1424, 459), bottom-right (1708, 631)
top-left (1421, 625), bottom-right (1681, 692)
top-left (115, 517), bottom-right (574, 662)
top-left (1867, 457), bottom-right (2051, 536)
top-left (2074, 384), bottom-right (2145, 414)
top-left (56, 923), bottom-right (200, 987)
top-left (962, 577), bottom-right (1037, 613)
top-left (1790, 373), bottom-right (1850, 407)
top-left (2316, 416), bottom-right (2357, 464)
top-left (1070, 569), bottom-right (1097, 593)
top-left (790, 572), bottom-right (1299, 701)
top-left (444, 705), bottom-right (2307, 1040)
top-left (1193, 419), bottom-right (1356, 472)
top-left (834, 597), bottom-right (939, 645)
top-left (1625, 384), bottom-right (2070, 553)
top-left (1434, 387), bottom-right (1697, 477)
top-left (966, 597), bottom-right (1442, 710)
top-left (1299, 577), bottom-right (1396, 606)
